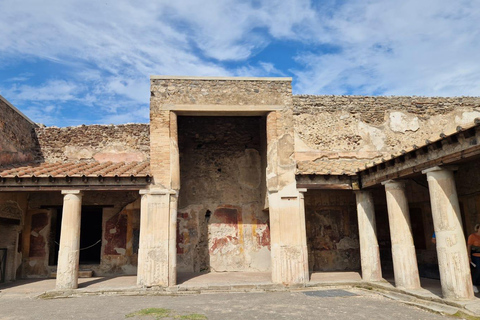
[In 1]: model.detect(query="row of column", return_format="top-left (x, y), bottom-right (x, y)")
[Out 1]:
top-left (55, 165), bottom-right (473, 300)
top-left (356, 166), bottom-right (474, 300)
top-left (55, 188), bottom-right (308, 289)
top-left (55, 189), bottom-right (178, 290)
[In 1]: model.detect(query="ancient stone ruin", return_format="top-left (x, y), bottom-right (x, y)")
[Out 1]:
top-left (1, 76), bottom-right (480, 300)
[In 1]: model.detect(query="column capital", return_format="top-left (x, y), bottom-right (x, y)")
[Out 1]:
top-left (297, 188), bottom-right (307, 200)
top-left (61, 190), bottom-right (83, 195)
top-left (422, 165), bottom-right (458, 174)
top-left (381, 179), bottom-right (407, 189)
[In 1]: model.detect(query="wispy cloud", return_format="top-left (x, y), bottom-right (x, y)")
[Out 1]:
top-left (0, 0), bottom-right (479, 126)
top-left (2, 80), bottom-right (79, 101)
top-left (294, 0), bottom-right (480, 96)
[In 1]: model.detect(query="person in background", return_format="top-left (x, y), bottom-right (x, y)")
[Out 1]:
top-left (468, 224), bottom-right (480, 294)
top-left (431, 232), bottom-right (436, 244)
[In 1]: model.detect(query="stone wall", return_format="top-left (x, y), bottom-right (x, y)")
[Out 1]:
top-left (177, 116), bottom-right (270, 272)
top-left (150, 77), bottom-right (291, 107)
top-left (149, 77), bottom-right (294, 189)
top-left (0, 95), bottom-right (38, 165)
top-left (35, 124), bottom-right (149, 163)
top-left (304, 190), bottom-right (360, 272)
top-left (456, 158), bottom-right (480, 237)
top-left (0, 193), bottom-right (28, 282)
top-left (293, 95), bottom-right (480, 169)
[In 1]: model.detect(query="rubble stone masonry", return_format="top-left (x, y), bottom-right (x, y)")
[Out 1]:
top-left (35, 124), bottom-right (150, 163)
top-left (293, 95), bottom-right (480, 172)
top-left (150, 77), bottom-right (292, 106)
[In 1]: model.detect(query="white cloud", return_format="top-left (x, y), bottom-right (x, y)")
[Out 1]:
top-left (1, 80), bottom-right (79, 101)
top-left (294, 0), bottom-right (480, 96)
top-left (0, 0), bottom-right (479, 127)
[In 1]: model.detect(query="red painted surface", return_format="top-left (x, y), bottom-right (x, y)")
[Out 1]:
top-left (29, 212), bottom-right (48, 258)
top-left (211, 206), bottom-right (238, 226)
top-left (210, 235), bottom-right (238, 253)
top-left (209, 206), bottom-right (240, 254)
top-left (176, 211), bottom-right (191, 254)
top-left (257, 224), bottom-right (271, 249)
top-left (104, 213), bottom-right (127, 255)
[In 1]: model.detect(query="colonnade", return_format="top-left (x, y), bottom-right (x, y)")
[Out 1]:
top-left (54, 166), bottom-right (474, 300)
top-left (55, 187), bottom-right (308, 289)
top-left (356, 166), bottom-right (474, 300)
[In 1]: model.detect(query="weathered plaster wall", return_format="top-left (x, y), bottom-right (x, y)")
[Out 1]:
top-left (100, 199), bottom-right (140, 275)
top-left (456, 159), bottom-right (480, 238)
top-left (22, 209), bottom-right (52, 277)
top-left (23, 191), bottom-right (140, 277)
top-left (35, 124), bottom-right (149, 163)
top-left (304, 190), bottom-right (360, 271)
top-left (0, 192), bottom-right (28, 282)
top-left (177, 116), bottom-right (270, 272)
top-left (293, 96), bottom-right (480, 169)
top-left (0, 96), bottom-right (38, 165)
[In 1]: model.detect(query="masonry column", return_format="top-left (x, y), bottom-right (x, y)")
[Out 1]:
top-left (382, 180), bottom-right (420, 289)
top-left (423, 166), bottom-right (473, 300)
top-left (56, 190), bottom-right (82, 290)
top-left (267, 109), bottom-right (309, 285)
top-left (269, 189), bottom-right (309, 285)
top-left (355, 191), bottom-right (382, 282)
top-left (137, 189), bottom-right (175, 287)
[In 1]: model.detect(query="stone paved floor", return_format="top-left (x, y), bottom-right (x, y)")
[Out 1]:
top-left (0, 288), bottom-right (450, 320)
top-left (0, 272), bottom-right (447, 302)
top-left (2, 271), bottom-right (480, 317)
top-left (0, 272), bottom-right (363, 298)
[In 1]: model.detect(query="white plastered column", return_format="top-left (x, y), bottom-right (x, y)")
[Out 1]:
top-left (137, 189), bottom-right (177, 287)
top-left (269, 187), bottom-right (309, 285)
top-left (56, 190), bottom-right (83, 290)
top-left (383, 180), bottom-right (421, 289)
top-left (355, 190), bottom-right (382, 282)
top-left (423, 166), bottom-right (474, 300)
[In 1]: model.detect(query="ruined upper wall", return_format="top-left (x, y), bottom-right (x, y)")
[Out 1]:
top-left (150, 76), bottom-right (292, 109)
top-left (35, 124), bottom-right (150, 163)
top-left (293, 95), bottom-right (480, 164)
top-left (0, 95), bottom-right (38, 165)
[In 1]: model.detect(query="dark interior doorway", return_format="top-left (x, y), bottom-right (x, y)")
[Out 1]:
top-left (49, 206), bottom-right (103, 265)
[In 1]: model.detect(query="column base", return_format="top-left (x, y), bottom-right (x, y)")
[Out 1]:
top-left (271, 245), bottom-right (309, 285)
top-left (56, 249), bottom-right (79, 290)
top-left (137, 248), bottom-right (169, 287)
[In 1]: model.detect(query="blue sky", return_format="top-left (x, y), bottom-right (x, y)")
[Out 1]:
top-left (0, 0), bottom-right (479, 127)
